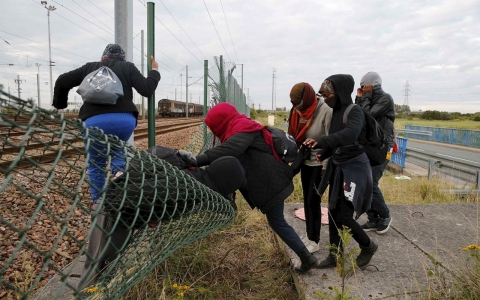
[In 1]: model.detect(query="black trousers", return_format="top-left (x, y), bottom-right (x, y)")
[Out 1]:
top-left (328, 195), bottom-right (371, 249)
top-left (300, 164), bottom-right (322, 243)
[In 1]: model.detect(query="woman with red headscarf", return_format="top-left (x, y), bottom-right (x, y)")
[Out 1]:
top-left (288, 82), bottom-right (332, 254)
top-left (180, 102), bottom-right (320, 273)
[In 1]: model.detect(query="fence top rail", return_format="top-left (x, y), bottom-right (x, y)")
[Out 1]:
top-left (404, 125), bottom-right (480, 133)
top-left (397, 129), bottom-right (432, 136)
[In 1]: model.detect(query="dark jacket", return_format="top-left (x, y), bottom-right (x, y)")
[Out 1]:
top-left (314, 74), bottom-right (367, 163)
top-left (355, 87), bottom-right (395, 149)
top-left (196, 131), bottom-right (294, 213)
top-left (314, 75), bottom-right (372, 214)
top-left (53, 59), bottom-right (160, 121)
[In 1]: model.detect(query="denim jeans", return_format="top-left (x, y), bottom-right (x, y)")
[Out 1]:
top-left (265, 201), bottom-right (305, 254)
top-left (366, 159), bottom-right (390, 222)
top-left (84, 112), bottom-right (136, 203)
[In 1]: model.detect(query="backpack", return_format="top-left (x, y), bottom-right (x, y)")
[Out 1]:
top-left (343, 104), bottom-right (388, 166)
top-left (77, 66), bottom-right (124, 105)
top-left (266, 126), bottom-right (298, 163)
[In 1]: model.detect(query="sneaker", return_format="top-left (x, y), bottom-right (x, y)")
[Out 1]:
top-left (305, 240), bottom-right (320, 253)
top-left (377, 217), bottom-right (392, 234)
top-left (301, 235), bottom-right (320, 253)
top-left (361, 220), bottom-right (378, 232)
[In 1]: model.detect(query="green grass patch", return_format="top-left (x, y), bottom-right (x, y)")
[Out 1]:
top-left (395, 118), bottom-right (480, 130)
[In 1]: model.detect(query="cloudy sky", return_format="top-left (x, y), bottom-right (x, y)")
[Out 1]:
top-left (1, 0), bottom-right (479, 113)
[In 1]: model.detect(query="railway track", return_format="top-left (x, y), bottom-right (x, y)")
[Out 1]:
top-left (0, 119), bottom-right (203, 171)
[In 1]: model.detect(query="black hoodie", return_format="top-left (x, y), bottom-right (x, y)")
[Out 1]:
top-left (314, 74), bottom-right (367, 162)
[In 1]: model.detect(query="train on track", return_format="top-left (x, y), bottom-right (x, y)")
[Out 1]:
top-left (158, 99), bottom-right (204, 117)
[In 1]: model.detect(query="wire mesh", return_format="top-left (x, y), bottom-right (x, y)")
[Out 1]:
top-left (0, 90), bottom-right (235, 299)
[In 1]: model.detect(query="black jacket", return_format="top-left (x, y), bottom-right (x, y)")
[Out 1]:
top-left (196, 131), bottom-right (294, 213)
top-left (53, 59), bottom-right (160, 121)
top-left (314, 74), bottom-right (367, 163)
top-left (355, 87), bottom-right (395, 149)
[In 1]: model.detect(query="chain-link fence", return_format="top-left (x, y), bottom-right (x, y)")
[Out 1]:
top-left (208, 56), bottom-right (250, 118)
top-left (0, 90), bottom-right (237, 299)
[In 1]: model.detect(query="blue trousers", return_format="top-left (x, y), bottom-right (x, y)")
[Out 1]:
top-left (367, 159), bottom-right (391, 221)
top-left (84, 113), bottom-right (136, 203)
top-left (265, 201), bottom-right (305, 254)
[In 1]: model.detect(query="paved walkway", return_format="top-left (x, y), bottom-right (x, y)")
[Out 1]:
top-left (279, 162), bottom-right (478, 299)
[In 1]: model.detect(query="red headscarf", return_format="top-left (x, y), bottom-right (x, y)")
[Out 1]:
top-left (287, 83), bottom-right (318, 143)
top-left (205, 102), bottom-right (281, 161)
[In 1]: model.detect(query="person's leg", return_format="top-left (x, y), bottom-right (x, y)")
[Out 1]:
top-left (300, 165), bottom-right (321, 252)
top-left (365, 159), bottom-right (392, 233)
top-left (84, 113), bottom-right (136, 203)
top-left (77, 213), bottom-right (131, 293)
top-left (266, 201), bottom-right (305, 253)
top-left (265, 201), bottom-right (320, 273)
top-left (335, 197), bottom-right (371, 248)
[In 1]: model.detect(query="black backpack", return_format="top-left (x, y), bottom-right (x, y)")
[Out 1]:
top-left (266, 126), bottom-right (298, 163)
top-left (343, 104), bottom-right (388, 166)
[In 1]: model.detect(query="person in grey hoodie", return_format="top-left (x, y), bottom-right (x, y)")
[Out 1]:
top-left (355, 72), bottom-right (395, 234)
top-left (288, 82), bottom-right (332, 254)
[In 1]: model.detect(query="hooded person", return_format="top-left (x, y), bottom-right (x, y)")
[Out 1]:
top-left (304, 74), bottom-right (378, 269)
top-left (178, 102), bottom-right (321, 273)
top-left (53, 44), bottom-right (161, 295)
top-left (53, 43), bottom-right (161, 204)
top-left (355, 71), bottom-right (395, 234)
top-left (288, 82), bottom-right (332, 254)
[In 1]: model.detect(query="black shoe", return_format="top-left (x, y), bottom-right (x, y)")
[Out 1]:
top-left (318, 253), bottom-right (337, 269)
top-left (294, 247), bottom-right (320, 273)
top-left (361, 220), bottom-right (378, 232)
top-left (377, 217), bottom-right (392, 234)
top-left (356, 240), bottom-right (378, 268)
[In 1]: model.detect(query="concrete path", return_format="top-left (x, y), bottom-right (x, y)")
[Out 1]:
top-left (282, 202), bottom-right (479, 300)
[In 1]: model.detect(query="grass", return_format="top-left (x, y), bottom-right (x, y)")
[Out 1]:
top-left (395, 118), bottom-right (480, 130)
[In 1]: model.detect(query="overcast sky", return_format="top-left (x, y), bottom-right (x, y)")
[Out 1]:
top-left (1, 0), bottom-right (479, 113)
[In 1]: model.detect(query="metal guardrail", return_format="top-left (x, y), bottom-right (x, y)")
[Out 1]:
top-left (396, 129), bottom-right (432, 136)
top-left (406, 148), bottom-right (480, 187)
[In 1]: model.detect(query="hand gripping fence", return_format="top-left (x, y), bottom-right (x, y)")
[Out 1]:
top-left (0, 90), bottom-right (235, 299)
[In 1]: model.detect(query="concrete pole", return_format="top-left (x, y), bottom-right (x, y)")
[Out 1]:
top-left (114, 0), bottom-right (133, 62)
top-left (115, 0), bottom-right (134, 145)
top-left (47, 9), bottom-right (54, 106)
top-left (16, 75), bottom-right (21, 98)
top-left (35, 63), bottom-right (41, 108)
top-left (141, 30), bottom-right (145, 119)
top-left (186, 65), bottom-right (189, 118)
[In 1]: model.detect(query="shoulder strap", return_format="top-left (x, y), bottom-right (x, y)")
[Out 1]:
top-left (342, 103), bottom-right (355, 124)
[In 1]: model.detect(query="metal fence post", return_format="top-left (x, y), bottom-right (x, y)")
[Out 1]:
top-left (147, 2), bottom-right (155, 148)
top-left (476, 170), bottom-right (480, 189)
top-left (203, 60), bottom-right (208, 147)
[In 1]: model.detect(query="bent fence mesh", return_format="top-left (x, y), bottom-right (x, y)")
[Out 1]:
top-left (0, 91), bottom-right (235, 299)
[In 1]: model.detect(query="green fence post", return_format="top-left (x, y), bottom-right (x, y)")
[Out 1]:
top-left (147, 1), bottom-right (155, 148)
top-left (203, 59), bottom-right (208, 146)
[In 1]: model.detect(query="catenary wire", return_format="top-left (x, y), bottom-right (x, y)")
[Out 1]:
top-left (203, 0), bottom-right (231, 62)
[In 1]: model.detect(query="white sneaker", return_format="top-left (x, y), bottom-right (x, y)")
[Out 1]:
top-left (303, 238), bottom-right (320, 253)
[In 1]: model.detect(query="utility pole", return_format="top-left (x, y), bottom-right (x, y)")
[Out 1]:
top-left (35, 63), bottom-right (41, 107)
top-left (115, 0), bottom-right (134, 145)
top-left (272, 68), bottom-right (276, 112)
top-left (185, 65), bottom-right (189, 118)
top-left (179, 74), bottom-right (183, 103)
top-left (403, 80), bottom-right (411, 108)
top-left (41, 1), bottom-right (56, 105)
top-left (141, 29), bottom-right (145, 119)
top-left (15, 75), bottom-right (24, 99)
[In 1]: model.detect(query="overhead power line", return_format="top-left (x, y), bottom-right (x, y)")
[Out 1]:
top-left (0, 30), bottom-right (95, 61)
top-left (136, 0), bottom-right (203, 65)
top-left (51, 0), bottom-right (115, 36)
top-left (203, 0), bottom-right (231, 62)
top-left (220, 0), bottom-right (238, 62)
top-left (158, 0), bottom-right (207, 60)
top-left (86, 0), bottom-right (114, 19)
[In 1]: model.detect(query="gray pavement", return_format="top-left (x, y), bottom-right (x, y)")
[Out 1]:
top-left (279, 162), bottom-right (479, 299)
